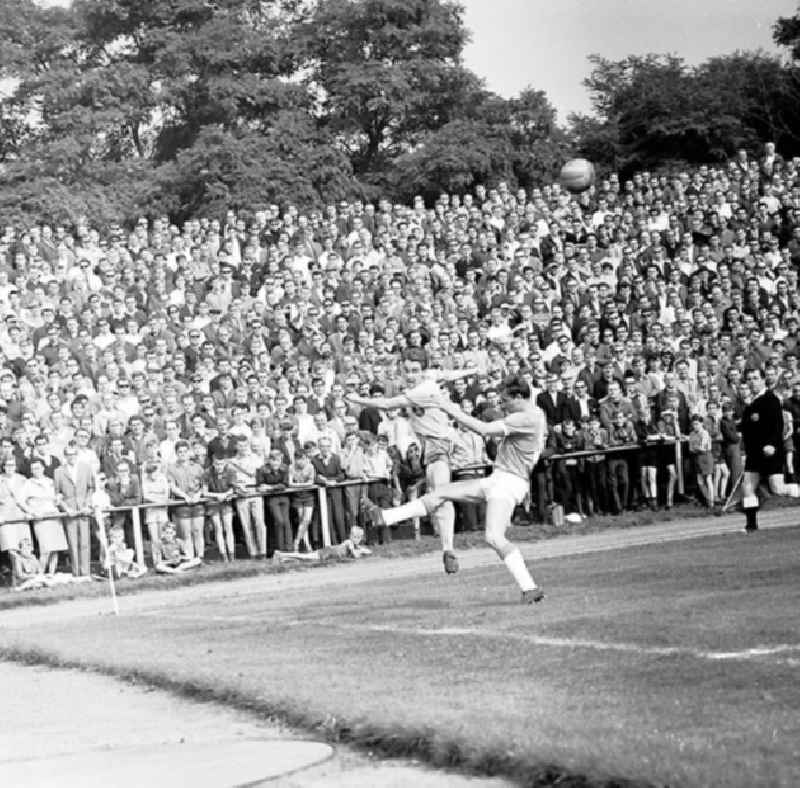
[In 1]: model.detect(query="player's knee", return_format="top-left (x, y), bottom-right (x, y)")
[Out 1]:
top-left (420, 494), bottom-right (444, 515)
top-left (431, 499), bottom-right (454, 523)
top-left (484, 527), bottom-right (510, 557)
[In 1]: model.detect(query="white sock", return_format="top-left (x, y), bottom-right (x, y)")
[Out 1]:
top-left (503, 548), bottom-right (536, 592)
top-left (437, 503), bottom-right (455, 552)
top-left (383, 498), bottom-right (427, 525)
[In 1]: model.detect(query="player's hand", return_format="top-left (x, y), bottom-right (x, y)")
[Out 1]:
top-left (763, 445), bottom-right (775, 457)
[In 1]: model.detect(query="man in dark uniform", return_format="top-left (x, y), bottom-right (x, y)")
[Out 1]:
top-left (739, 368), bottom-right (785, 532)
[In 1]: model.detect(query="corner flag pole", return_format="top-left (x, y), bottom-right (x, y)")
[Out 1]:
top-left (95, 506), bottom-right (119, 616)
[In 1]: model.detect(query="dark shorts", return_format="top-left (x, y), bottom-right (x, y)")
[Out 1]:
top-left (744, 453), bottom-right (783, 476)
top-left (172, 504), bottom-right (205, 519)
top-left (204, 502), bottom-right (232, 517)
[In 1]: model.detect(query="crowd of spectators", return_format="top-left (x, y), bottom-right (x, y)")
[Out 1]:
top-left (1, 139), bottom-right (800, 582)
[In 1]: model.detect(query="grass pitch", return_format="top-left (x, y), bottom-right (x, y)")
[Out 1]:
top-left (2, 525), bottom-right (800, 787)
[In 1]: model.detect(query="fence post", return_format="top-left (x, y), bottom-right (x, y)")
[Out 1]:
top-left (318, 486), bottom-right (331, 547)
top-left (131, 506), bottom-right (144, 568)
top-left (675, 437), bottom-right (685, 495)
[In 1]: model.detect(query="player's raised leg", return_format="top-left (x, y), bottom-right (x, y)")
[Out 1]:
top-left (362, 478), bottom-right (480, 529)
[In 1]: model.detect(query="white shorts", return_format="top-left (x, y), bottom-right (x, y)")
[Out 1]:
top-left (479, 469), bottom-right (530, 506)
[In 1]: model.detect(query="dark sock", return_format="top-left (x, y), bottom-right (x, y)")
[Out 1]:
top-left (745, 507), bottom-right (758, 529)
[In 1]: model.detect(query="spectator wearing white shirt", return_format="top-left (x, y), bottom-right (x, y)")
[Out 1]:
top-left (292, 395), bottom-right (317, 445)
top-left (312, 410), bottom-right (341, 455)
top-left (377, 408), bottom-right (416, 457)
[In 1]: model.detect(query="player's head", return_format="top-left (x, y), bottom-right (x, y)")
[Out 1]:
top-left (404, 360), bottom-right (424, 386)
top-left (746, 367), bottom-right (765, 395)
top-left (500, 375), bottom-right (531, 409)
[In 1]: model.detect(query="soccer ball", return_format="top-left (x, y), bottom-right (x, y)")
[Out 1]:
top-left (559, 158), bottom-right (595, 193)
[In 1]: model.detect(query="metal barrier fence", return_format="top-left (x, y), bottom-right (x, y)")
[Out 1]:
top-left (0, 438), bottom-right (688, 568)
top-left (0, 478), bottom-right (389, 568)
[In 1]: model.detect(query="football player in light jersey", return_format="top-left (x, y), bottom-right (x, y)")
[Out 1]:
top-left (347, 359), bottom-right (477, 574)
top-left (361, 375), bottom-right (547, 603)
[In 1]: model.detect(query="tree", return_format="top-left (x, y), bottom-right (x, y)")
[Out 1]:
top-left (392, 119), bottom-right (514, 202)
top-left (151, 115), bottom-right (358, 219)
top-left (301, 0), bottom-right (480, 180)
top-left (774, 11), bottom-right (800, 60)
top-left (0, 0), bottom-right (568, 224)
top-left (392, 87), bottom-right (568, 201)
top-left (0, 0), bottom-right (359, 224)
top-left (571, 51), bottom-right (800, 175)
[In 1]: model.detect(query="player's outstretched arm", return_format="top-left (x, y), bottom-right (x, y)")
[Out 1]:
top-left (431, 364), bottom-right (478, 383)
top-left (346, 393), bottom-right (410, 411)
top-left (439, 399), bottom-right (509, 437)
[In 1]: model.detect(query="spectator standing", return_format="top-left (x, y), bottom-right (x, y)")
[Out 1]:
top-left (288, 450), bottom-right (316, 552)
top-left (140, 460), bottom-right (170, 567)
top-left (53, 445), bottom-right (94, 576)
top-left (107, 460), bottom-right (141, 536)
top-left (23, 458), bottom-right (67, 574)
top-left (258, 451), bottom-right (292, 552)
top-left (0, 458), bottom-right (32, 558)
top-left (228, 436), bottom-right (267, 558)
top-left (166, 440), bottom-right (205, 559)
top-left (311, 436), bottom-right (346, 544)
top-left (202, 455), bottom-right (237, 562)
top-left (553, 419), bottom-right (584, 515)
top-left (688, 414), bottom-right (714, 509)
top-left (607, 412), bottom-right (634, 514)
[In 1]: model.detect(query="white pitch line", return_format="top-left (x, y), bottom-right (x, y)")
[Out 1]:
top-left (133, 610), bottom-right (800, 666)
top-left (328, 621), bottom-right (800, 665)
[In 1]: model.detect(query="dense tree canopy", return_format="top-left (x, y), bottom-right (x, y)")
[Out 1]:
top-left (570, 43), bottom-right (800, 176)
top-left (4, 0), bottom-right (800, 225)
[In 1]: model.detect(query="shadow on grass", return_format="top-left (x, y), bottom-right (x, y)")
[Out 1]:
top-left (0, 643), bottom-right (650, 788)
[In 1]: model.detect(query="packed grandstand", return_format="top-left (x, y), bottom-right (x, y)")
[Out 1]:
top-left (1, 140), bottom-right (799, 584)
